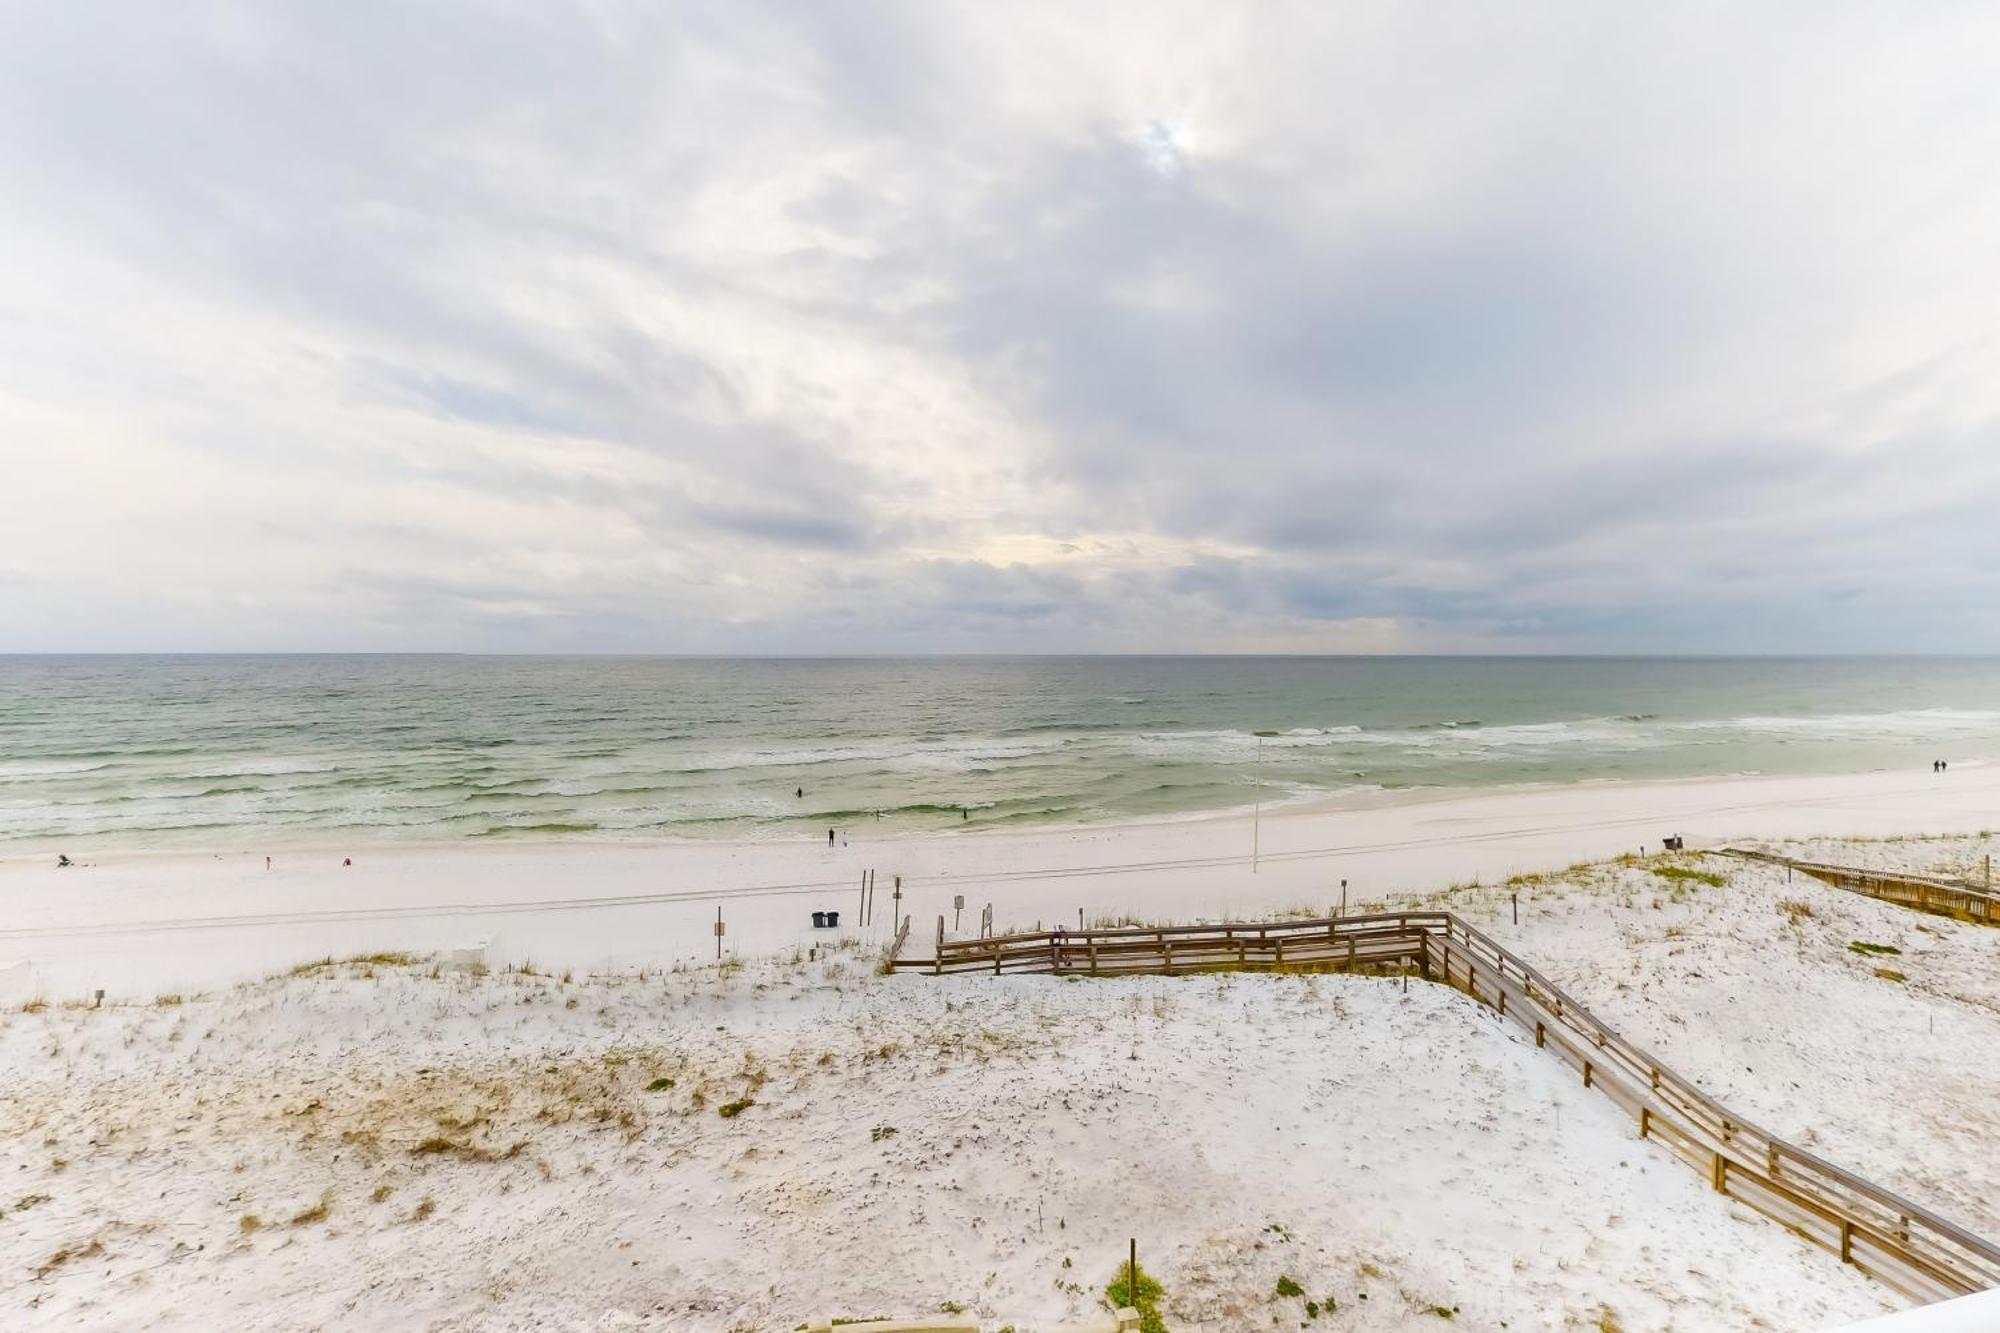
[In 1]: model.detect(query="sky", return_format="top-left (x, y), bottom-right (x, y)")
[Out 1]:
top-left (2, 3), bottom-right (1999, 654)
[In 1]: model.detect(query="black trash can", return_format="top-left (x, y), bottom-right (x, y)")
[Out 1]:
top-left (811, 911), bottom-right (827, 928)
top-left (824, 910), bottom-right (839, 928)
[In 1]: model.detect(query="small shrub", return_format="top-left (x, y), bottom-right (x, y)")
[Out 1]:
top-left (1848, 941), bottom-right (1901, 956)
top-left (1650, 866), bottom-right (1723, 888)
top-left (411, 1197), bottom-right (436, 1222)
top-left (1275, 1275), bottom-right (1304, 1299)
top-left (239, 1214), bottom-right (261, 1232)
top-left (1874, 968), bottom-right (1908, 983)
top-left (370, 1183), bottom-right (394, 1203)
top-left (1777, 899), bottom-right (1813, 924)
top-left (718, 1097), bottom-right (754, 1118)
top-left (645, 1076), bottom-right (675, 1092)
top-left (1107, 1260), bottom-right (1167, 1333)
top-left (871, 1125), bottom-right (898, 1142)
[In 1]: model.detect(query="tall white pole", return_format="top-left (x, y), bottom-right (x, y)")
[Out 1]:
top-left (1252, 734), bottom-right (1262, 872)
top-left (1250, 731), bottom-right (1280, 872)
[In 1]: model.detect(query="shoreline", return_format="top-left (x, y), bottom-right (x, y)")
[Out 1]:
top-left (7, 754), bottom-right (1990, 866)
top-left (4, 761), bottom-right (1997, 1000)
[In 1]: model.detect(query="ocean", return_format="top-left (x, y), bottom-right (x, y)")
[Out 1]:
top-left (2, 655), bottom-right (1997, 851)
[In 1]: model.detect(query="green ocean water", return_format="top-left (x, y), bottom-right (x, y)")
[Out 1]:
top-left (1, 656), bottom-right (1997, 850)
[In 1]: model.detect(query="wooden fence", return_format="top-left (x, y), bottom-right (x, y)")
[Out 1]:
top-left (891, 911), bottom-right (2000, 1305)
top-left (1722, 850), bottom-right (2000, 927)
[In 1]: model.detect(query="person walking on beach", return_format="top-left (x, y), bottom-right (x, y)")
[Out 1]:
top-left (796, 787), bottom-right (803, 799)
top-left (828, 827), bottom-right (835, 847)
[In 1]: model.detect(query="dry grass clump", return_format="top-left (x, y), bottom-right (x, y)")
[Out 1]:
top-left (410, 1134), bottom-right (527, 1162)
top-left (34, 1237), bottom-right (103, 1279)
top-left (1777, 898), bottom-right (1814, 924)
top-left (290, 1190), bottom-right (333, 1226)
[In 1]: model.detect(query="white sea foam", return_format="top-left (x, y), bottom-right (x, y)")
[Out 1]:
top-left (6, 658), bottom-right (2000, 849)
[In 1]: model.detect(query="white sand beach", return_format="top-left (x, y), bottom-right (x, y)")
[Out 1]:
top-left (5, 825), bottom-right (1999, 1330)
top-left (4, 763), bottom-right (1997, 1002)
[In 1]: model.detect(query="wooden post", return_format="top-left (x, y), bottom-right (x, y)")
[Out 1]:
top-left (892, 876), bottom-right (902, 930)
top-left (860, 872), bottom-right (868, 926)
top-left (1511, 892), bottom-right (1518, 925)
top-left (1711, 1153), bottom-right (1727, 1193)
top-left (1128, 1238), bottom-right (1138, 1315)
top-left (935, 916), bottom-right (945, 977)
top-left (1840, 1219), bottom-right (1853, 1263)
top-left (1340, 879), bottom-right (1348, 917)
top-left (714, 905), bottom-right (724, 960)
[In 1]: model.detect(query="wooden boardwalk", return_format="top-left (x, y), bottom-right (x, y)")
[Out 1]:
top-left (1721, 849), bottom-right (2000, 926)
top-left (890, 910), bottom-right (2000, 1305)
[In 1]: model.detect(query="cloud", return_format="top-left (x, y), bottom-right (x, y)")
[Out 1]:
top-left (1, 1), bottom-right (1998, 652)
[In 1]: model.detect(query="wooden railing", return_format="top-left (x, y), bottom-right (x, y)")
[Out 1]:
top-left (1721, 850), bottom-right (1999, 927)
top-left (893, 911), bottom-right (2000, 1304)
